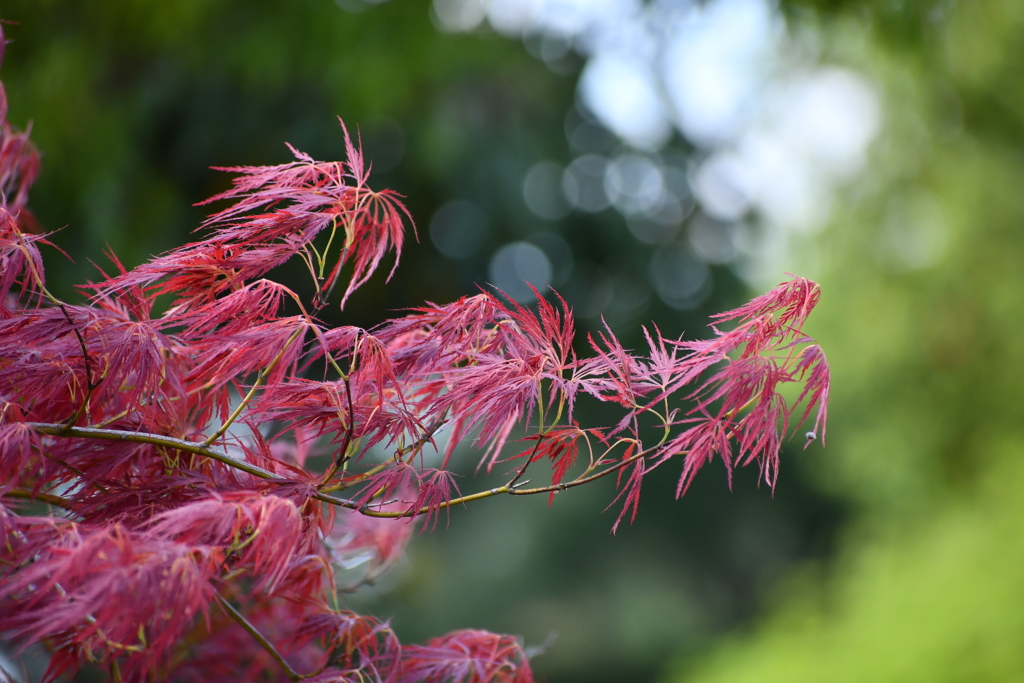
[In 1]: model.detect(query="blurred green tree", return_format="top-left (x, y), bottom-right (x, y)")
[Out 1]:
top-left (671, 0), bottom-right (1024, 680)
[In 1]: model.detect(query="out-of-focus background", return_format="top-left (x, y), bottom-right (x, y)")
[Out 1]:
top-left (3, 0), bottom-right (1024, 681)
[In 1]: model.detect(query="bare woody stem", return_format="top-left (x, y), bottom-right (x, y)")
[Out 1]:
top-left (3, 488), bottom-right (76, 511)
top-left (358, 443), bottom-right (653, 518)
top-left (30, 423), bottom-right (283, 479)
top-left (216, 596), bottom-right (303, 682)
top-left (318, 376), bottom-right (355, 488)
top-left (27, 422), bottom-right (659, 518)
top-left (34, 280), bottom-right (97, 430)
top-left (55, 299), bottom-right (96, 430)
top-left (202, 325), bottom-right (306, 448)
top-left (507, 433), bottom-right (546, 490)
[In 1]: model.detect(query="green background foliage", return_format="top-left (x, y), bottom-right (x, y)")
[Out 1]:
top-left (672, 0), bottom-right (1024, 680)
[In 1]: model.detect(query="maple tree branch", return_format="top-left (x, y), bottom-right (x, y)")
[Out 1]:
top-left (202, 325), bottom-right (306, 448)
top-left (30, 422), bottom-right (283, 479)
top-left (26, 422), bottom-right (371, 510)
top-left (3, 488), bottom-right (76, 511)
top-left (353, 442), bottom-right (655, 519)
top-left (507, 433), bottom-right (545, 489)
top-left (216, 596), bottom-right (303, 682)
top-left (25, 422), bottom-right (657, 519)
top-left (509, 447), bottom-right (646, 496)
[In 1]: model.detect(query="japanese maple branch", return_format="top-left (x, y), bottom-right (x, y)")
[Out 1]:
top-left (3, 488), bottom-right (76, 511)
top-left (506, 386), bottom-right (569, 489)
top-left (25, 421), bottom-right (655, 517)
top-left (30, 422), bottom-right (277, 476)
top-left (24, 422), bottom-right (398, 512)
top-left (356, 439), bottom-right (653, 518)
top-left (507, 433), bottom-right (546, 490)
top-left (24, 421), bottom-right (647, 518)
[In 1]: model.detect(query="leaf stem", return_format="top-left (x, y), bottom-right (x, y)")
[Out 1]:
top-left (202, 325), bottom-right (305, 448)
top-left (216, 596), bottom-right (302, 682)
top-left (318, 375), bottom-right (355, 487)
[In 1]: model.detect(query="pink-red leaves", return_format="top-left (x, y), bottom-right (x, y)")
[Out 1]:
top-left (399, 630), bottom-right (535, 683)
top-left (712, 275), bottom-right (821, 331)
top-left (414, 468), bottom-right (461, 530)
top-left (663, 416), bottom-right (734, 497)
top-left (0, 207), bottom-right (47, 305)
top-left (197, 120), bottom-right (413, 309)
top-left (147, 492), bottom-right (313, 594)
top-left (0, 40), bottom-right (41, 214)
top-left (0, 407), bottom-right (40, 493)
top-left (327, 509), bottom-right (415, 576)
top-left (793, 343), bottom-right (830, 446)
top-left (94, 121), bottom-right (412, 315)
top-left (189, 316), bottom-right (307, 393)
top-left (648, 276), bottom-right (831, 496)
top-left (0, 521), bottom-right (216, 682)
top-left (353, 462), bottom-right (421, 513)
top-left (514, 426), bottom-right (593, 505)
top-left (610, 451), bottom-right (644, 534)
top-left (287, 609), bottom-right (402, 682)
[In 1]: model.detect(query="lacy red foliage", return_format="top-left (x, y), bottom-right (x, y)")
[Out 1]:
top-left (0, 31), bottom-right (830, 682)
top-left (398, 630), bottom-right (534, 683)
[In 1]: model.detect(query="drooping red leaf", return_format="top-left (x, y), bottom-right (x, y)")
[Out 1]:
top-left (609, 455), bottom-right (644, 535)
top-left (413, 468), bottom-right (461, 530)
top-left (285, 608), bottom-right (402, 682)
top-left (399, 629), bottom-right (534, 683)
top-left (147, 492), bottom-right (316, 594)
top-left (326, 507), bottom-right (415, 576)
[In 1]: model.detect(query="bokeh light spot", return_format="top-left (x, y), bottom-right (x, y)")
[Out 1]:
top-left (563, 155), bottom-right (611, 212)
top-left (489, 241), bottom-right (553, 302)
top-left (430, 200), bottom-right (489, 259)
top-left (649, 243), bottom-right (711, 309)
top-left (523, 161), bottom-right (571, 220)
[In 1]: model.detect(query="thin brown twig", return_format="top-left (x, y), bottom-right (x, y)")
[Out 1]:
top-left (318, 375), bottom-right (355, 487)
top-left (27, 421), bottom-right (660, 518)
top-left (507, 433), bottom-right (545, 489)
top-left (216, 596), bottom-right (303, 682)
top-left (202, 325), bottom-right (306, 448)
top-left (321, 408), bottom-right (451, 493)
top-left (55, 300), bottom-right (97, 430)
top-left (3, 488), bottom-right (76, 510)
